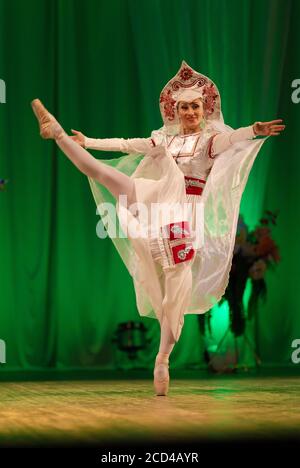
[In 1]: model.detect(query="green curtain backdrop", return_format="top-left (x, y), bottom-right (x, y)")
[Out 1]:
top-left (0, 0), bottom-right (299, 372)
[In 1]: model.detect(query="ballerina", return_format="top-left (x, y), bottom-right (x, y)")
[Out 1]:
top-left (31, 61), bottom-right (285, 396)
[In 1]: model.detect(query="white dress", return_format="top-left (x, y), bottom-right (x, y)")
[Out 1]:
top-left (86, 124), bottom-right (266, 341)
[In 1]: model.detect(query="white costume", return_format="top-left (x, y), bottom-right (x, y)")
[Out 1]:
top-left (86, 61), bottom-right (266, 342)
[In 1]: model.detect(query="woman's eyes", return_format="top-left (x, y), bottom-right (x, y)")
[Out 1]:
top-left (181, 105), bottom-right (199, 110)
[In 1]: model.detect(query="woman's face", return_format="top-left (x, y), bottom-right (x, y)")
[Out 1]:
top-left (177, 98), bottom-right (204, 132)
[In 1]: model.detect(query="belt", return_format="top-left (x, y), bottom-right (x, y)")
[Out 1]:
top-left (184, 176), bottom-right (206, 195)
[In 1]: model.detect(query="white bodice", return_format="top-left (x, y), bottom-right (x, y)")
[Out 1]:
top-left (151, 129), bottom-right (215, 181)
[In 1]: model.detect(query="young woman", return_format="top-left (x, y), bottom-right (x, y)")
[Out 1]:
top-left (31, 61), bottom-right (285, 396)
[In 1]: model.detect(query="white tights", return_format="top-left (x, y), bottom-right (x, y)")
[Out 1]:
top-left (56, 133), bottom-right (137, 206)
top-left (55, 133), bottom-right (177, 360)
top-left (158, 314), bottom-right (176, 356)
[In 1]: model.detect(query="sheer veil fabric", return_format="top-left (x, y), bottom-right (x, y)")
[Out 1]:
top-left (88, 124), bottom-right (266, 341)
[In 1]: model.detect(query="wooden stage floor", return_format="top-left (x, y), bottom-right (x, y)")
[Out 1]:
top-left (0, 376), bottom-right (300, 447)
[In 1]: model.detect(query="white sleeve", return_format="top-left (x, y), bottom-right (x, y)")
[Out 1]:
top-left (211, 125), bottom-right (256, 156)
top-left (84, 136), bottom-right (154, 154)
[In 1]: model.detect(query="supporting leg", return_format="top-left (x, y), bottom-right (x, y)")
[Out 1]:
top-left (154, 263), bottom-right (193, 396)
top-left (158, 314), bottom-right (176, 356)
top-left (162, 263), bottom-right (193, 343)
top-left (154, 315), bottom-right (176, 396)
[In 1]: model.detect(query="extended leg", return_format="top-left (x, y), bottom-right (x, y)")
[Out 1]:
top-left (31, 99), bottom-right (136, 205)
top-left (56, 134), bottom-right (137, 205)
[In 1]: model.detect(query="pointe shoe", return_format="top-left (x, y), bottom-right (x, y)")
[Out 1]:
top-left (154, 354), bottom-right (169, 396)
top-left (31, 99), bottom-right (65, 140)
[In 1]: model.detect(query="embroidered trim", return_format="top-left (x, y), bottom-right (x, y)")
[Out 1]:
top-left (178, 246), bottom-right (193, 260)
top-left (167, 135), bottom-right (176, 148)
top-left (185, 176), bottom-right (206, 186)
top-left (170, 225), bottom-right (190, 238)
top-left (168, 134), bottom-right (201, 159)
top-left (184, 176), bottom-right (206, 195)
top-left (149, 221), bottom-right (195, 269)
top-left (202, 83), bottom-right (219, 116)
top-left (177, 130), bottom-right (202, 137)
top-left (207, 133), bottom-right (219, 159)
top-left (172, 243), bottom-right (195, 264)
top-left (159, 89), bottom-right (177, 121)
top-left (179, 67), bottom-right (194, 81)
top-left (164, 221), bottom-right (191, 240)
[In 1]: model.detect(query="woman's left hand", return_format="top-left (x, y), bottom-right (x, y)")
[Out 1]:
top-left (253, 119), bottom-right (285, 136)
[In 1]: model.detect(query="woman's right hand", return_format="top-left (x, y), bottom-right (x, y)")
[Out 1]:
top-left (70, 129), bottom-right (85, 147)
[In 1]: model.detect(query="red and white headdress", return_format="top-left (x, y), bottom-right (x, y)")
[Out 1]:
top-left (159, 60), bottom-right (222, 130)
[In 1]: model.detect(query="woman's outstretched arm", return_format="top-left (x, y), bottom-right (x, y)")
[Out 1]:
top-left (70, 129), bottom-right (154, 154)
top-left (210, 119), bottom-right (285, 157)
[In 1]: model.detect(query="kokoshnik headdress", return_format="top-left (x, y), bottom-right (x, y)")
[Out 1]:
top-left (159, 60), bottom-right (222, 132)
